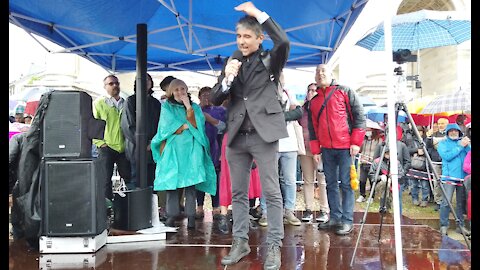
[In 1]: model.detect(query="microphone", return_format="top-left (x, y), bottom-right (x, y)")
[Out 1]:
top-left (226, 50), bottom-right (243, 87)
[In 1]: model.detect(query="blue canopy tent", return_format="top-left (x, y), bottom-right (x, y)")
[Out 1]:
top-left (9, 0), bottom-right (369, 74)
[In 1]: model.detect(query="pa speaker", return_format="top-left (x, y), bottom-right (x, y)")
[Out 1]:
top-left (43, 159), bottom-right (107, 236)
top-left (42, 90), bottom-right (105, 158)
top-left (113, 187), bottom-right (152, 231)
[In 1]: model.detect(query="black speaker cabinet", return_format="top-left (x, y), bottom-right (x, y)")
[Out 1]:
top-left (113, 187), bottom-right (152, 231)
top-left (43, 159), bottom-right (107, 236)
top-left (42, 91), bottom-right (96, 158)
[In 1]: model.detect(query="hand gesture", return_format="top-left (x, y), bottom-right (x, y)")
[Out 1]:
top-left (225, 59), bottom-right (242, 83)
top-left (460, 136), bottom-right (470, 147)
top-left (180, 93), bottom-right (191, 109)
top-left (350, 144), bottom-right (360, 156)
top-left (234, 2), bottom-right (261, 17)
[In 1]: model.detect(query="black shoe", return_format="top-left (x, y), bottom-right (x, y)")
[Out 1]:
top-left (264, 244), bottom-right (281, 270)
top-left (221, 237), bottom-right (251, 265)
top-left (218, 215), bottom-right (230, 234)
top-left (335, 223), bottom-right (353, 235)
top-left (249, 206), bottom-right (262, 221)
top-left (315, 210), bottom-right (329, 223)
top-left (159, 214), bottom-right (167, 222)
top-left (165, 217), bottom-right (175, 227)
top-left (318, 220), bottom-right (340, 230)
top-left (187, 216), bottom-right (195, 229)
top-left (159, 207), bottom-right (167, 222)
top-left (301, 209), bottom-right (313, 222)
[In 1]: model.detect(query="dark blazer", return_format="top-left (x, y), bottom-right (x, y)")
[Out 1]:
top-left (120, 93), bottom-right (161, 164)
top-left (210, 17), bottom-right (290, 146)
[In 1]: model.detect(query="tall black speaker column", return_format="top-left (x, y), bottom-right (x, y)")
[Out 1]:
top-left (41, 90), bottom-right (107, 237)
top-left (112, 23), bottom-right (153, 232)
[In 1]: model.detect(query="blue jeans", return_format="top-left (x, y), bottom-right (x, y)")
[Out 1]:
top-left (439, 182), bottom-right (466, 227)
top-left (278, 151), bottom-right (298, 211)
top-left (322, 148), bottom-right (354, 225)
top-left (260, 151), bottom-right (298, 213)
top-left (410, 178), bottom-right (430, 202)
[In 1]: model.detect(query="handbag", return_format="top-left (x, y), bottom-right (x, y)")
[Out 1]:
top-left (411, 155), bottom-right (426, 170)
top-left (293, 120), bottom-right (306, 155)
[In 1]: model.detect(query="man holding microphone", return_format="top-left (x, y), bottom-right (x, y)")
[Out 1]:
top-left (210, 2), bottom-right (290, 269)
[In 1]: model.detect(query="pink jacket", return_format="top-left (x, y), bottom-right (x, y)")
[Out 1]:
top-left (463, 150), bottom-right (471, 175)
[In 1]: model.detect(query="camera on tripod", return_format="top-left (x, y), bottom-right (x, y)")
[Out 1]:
top-left (392, 49), bottom-right (417, 64)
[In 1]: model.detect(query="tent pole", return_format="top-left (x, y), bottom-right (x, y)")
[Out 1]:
top-left (136, 23), bottom-right (148, 190)
top-left (383, 1), bottom-right (404, 269)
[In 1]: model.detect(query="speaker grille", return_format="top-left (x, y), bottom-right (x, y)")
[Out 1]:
top-left (43, 160), bottom-right (106, 236)
top-left (43, 91), bottom-right (92, 158)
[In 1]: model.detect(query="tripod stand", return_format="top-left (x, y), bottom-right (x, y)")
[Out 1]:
top-left (350, 126), bottom-right (396, 267)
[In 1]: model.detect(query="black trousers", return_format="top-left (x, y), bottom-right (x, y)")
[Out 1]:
top-left (97, 146), bottom-right (131, 200)
top-left (196, 167), bottom-right (220, 208)
top-left (167, 186), bottom-right (196, 218)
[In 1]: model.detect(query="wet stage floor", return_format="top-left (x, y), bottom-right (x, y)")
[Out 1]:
top-left (9, 212), bottom-right (471, 269)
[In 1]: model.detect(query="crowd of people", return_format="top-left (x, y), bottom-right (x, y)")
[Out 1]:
top-left (9, 2), bottom-right (471, 269)
top-left (357, 114), bottom-right (471, 236)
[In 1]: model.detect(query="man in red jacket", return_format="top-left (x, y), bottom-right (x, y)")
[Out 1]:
top-left (307, 64), bottom-right (366, 235)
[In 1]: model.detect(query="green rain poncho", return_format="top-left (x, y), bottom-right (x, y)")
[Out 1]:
top-left (151, 100), bottom-right (216, 195)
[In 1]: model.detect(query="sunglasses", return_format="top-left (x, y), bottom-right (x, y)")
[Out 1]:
top-left (105, 81), bottom-right (120, 86)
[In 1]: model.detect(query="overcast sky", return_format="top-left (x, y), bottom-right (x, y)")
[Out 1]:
top-left (10, 24), bottom-right (53, 83)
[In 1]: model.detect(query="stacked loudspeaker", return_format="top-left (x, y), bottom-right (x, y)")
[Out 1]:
top-left (40, 90), bottom-right (107, 253)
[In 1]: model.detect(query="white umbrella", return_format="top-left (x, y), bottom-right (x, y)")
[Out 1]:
top-left (420, 88), bottom-right (471, 114)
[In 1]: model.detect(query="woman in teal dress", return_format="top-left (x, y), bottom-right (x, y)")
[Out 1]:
top-left (151, 79), bottom-right (216, 229)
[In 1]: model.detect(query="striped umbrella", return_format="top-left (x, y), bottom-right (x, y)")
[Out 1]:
top-left (356, 9), bottom-right (471, 51)
top-left (420, 88), bottom-right (471, 115)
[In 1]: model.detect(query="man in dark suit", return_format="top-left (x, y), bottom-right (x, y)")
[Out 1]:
top-left (210, 2), bottom-right (289, 269)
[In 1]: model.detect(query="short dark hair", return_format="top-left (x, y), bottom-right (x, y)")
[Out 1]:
top-left (198, 86), bottom-right (212, 97)
top-left (103, 74), bottom-right (118, 83)
top-left (236, 15), bottom-right (263, 37)
top-left (133, 73), bottom-right (153, 94)
top-left (160, 76), bottom-right (176, 91)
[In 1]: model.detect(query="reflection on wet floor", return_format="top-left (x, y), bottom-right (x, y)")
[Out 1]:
top-left (9, 212), bottom-right (471, 270)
